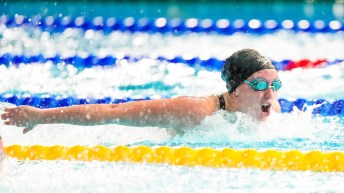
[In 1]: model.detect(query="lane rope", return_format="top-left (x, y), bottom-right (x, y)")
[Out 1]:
top-left (1, 15), bottom-right (343, 34)
top-left (0, 53), bottom-right (339, 71)
top-left (4, 145), bottom-right (344, 172)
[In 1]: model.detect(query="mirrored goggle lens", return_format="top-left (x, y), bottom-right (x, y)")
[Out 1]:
top-left (272, 79), bottom-right (282, 91)
top-left (246, 78), bottom-right (282, 91)
top-left (253, 80), bottom-right (268, 91)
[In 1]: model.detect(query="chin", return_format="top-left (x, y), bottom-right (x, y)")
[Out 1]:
top-left (255, 111), bottom-right (270, 122)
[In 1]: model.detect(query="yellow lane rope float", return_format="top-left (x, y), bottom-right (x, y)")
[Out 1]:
top-left (4, 145), bottom-right (344, 172)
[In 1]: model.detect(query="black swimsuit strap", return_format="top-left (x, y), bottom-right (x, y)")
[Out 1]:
top-left (218, 94), bottom-right (226, 110)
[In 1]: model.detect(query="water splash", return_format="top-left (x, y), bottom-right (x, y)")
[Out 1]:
top-left (166, 107), bottom-right (343, 150)
top-left (0, 102), bottom-right (343, 151)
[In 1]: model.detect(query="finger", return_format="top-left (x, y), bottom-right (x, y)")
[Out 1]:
top-left (4, 121), bottom-right (11, 125)
top-left (1, 113), bottom-right (13, 120)
top-left (23, 127), bottom-right (32, 134)
top-left (4, 108), bottom-right (14, 112)
top-left (1, 113), bottom-right (7, 120)
top-left (5, 120), bottom-right (19, 126)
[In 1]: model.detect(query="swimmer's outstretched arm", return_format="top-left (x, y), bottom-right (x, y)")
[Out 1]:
top-left (1, 96), bottom-right (218, 134)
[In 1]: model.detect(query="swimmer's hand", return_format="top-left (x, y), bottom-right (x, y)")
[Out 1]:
top-left (1, 106), bottom-right (40, 134)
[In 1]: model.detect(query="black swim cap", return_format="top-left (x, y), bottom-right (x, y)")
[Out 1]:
top-left (221, 48), bottom-right (277, 93)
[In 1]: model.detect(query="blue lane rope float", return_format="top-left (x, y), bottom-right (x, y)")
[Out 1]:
top-left (0, 53), bottom-right (340, 71)
top-left (0, 94), bottom-right (343, 116)
top-left (1, 15), bottom-right (343, 34)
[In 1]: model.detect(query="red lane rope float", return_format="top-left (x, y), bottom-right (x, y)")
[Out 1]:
top-left (3, 145), bottom-right (344, 172)
top-left (284, 59), bottom-right (328, 70)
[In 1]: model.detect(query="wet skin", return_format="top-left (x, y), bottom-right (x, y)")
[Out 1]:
top-left (233, 69), bottom-right (280, 121)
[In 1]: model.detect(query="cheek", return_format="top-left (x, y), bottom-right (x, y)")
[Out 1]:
top-left (237, 85), bottom-right (264, 103)
top-left (240, 90), bottom-right (263, 103)
top-left (245, 90), bottom-right (263, 100)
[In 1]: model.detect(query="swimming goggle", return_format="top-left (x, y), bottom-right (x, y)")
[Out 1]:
top-left (244, 78), bottom-right (282, 91)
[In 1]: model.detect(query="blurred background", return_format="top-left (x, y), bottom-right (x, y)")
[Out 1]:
top-left (1, 0), bottom-right (344, 22)
top-left (1, 1), bottom-right (344, 192)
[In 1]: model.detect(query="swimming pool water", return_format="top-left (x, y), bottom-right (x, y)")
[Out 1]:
top-left (1, 1), bottom-right (343, 22)
top-left (1, 160), bottom-right (344, 193)
top-left (1, 4), bottom-right (344, 193)
top-left (0, 39), bottom-right (343, 192)
top-left (1, 29), bottom-right (344, 99)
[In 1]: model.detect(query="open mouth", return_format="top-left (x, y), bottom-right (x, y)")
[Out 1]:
top-left (261, 102), bottom-right (271, 113)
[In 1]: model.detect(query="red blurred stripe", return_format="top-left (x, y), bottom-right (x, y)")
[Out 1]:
top-left (284, 59), bottom-right (327, 70)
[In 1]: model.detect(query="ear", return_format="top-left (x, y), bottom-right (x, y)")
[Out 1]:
top-left (232, 90), bottom-right (239, 98)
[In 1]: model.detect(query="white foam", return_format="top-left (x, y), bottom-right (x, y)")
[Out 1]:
top-left (0, 60), bottom-right (342, 99)
top-left (176, 108), bottom-right (343, 148)
top-left (1, 27), bottom-right (344, 60)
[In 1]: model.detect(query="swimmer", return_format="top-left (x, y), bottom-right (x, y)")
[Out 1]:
top-left (1, 48), bottom-right (281, 134)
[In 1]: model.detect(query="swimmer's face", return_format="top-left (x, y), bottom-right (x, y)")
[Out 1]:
top-left (235, 69), bottom-right (280, 121)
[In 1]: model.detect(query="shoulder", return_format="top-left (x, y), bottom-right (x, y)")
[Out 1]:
top-left (171, 95), bottom-right (220, 114)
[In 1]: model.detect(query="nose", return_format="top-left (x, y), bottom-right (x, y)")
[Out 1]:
top-left (263, 86), bottom-right (274, 99)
